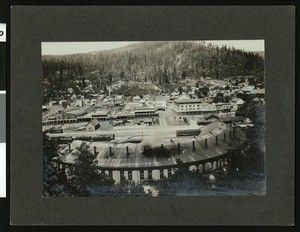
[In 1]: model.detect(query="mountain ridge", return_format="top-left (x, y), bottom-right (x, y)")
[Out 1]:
top-left (42, 41), bottom-right (264, 97)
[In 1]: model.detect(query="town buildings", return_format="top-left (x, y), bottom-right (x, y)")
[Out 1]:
top-left (42, 77), bottom-right (265, 128)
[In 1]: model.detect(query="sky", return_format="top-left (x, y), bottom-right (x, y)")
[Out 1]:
top-left (41, 40), bottom-right (264, 56)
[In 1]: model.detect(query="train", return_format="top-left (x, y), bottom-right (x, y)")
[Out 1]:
top-left (46, 127), bottom-right (63, 133)
top-left (47, 134), bottom-right (115, 143)
top-left (75, 134), bottom-right (115, 141)
top-left (176, 129), bottom-right (201, 137)
top-left (48, 136), bottom-right (73, 144)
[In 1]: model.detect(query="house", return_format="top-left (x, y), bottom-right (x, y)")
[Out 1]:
top-left (253, 97), bottom-right (260, 103)
top-left (249, 88), bottom-right (265, 98)
top-left (67, 88), bottom-right (74, 94)
top-left (139, 99), bottom-right (147, 107)
top-left (171, 91), bottom-right (180, 97)
top-left (155, 96), bottom-right (168, 110)
top-left (242, 85), bottom-right (255, 93)
top-left (178, 94), bottom-right (190, 100)
top-left (59, 100), bottom-right (68, 107)
top-left (215, 103), bottom-right (223, 111)
top-left (47, 116), bottom-right (56, 121)
top-left (116, 95), bottom-right (123, 100)
top-left (143, 94), bottom-right (151, 100)
top-left (231, 98), bottom-right (244, 109)
top-left (86, 119), bottom-right (101, 132)
top-left (42, 105), bottom-right (48, 112)
top-left (215, 103), bottom-right (231, 112)
top-left (223, 90), bottom-right (231, 97)
top-left (65, 108), bottom-right (87, 119)
top-left (49, 101), bottom-right (59, 106)
top-left (48, 104), bottom-right (63, 114)
top-left (133, 95), bottom-right (141, 102)
top-left (237, 89), bottom-right (244, 95)
top-left (188, 90), bottom-right (195, 96)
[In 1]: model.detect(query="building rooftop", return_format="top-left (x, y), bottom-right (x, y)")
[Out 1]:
top-left (242, 86), bottom-right (255, 92)
top-left (55, 122), bottom-right (246, 169)
top-left (175, 99), bottom-right (203, 104)
top-left (133, 96), bottom-right (141, 100)
top-left (92, 110), bottom-right (109, 116)
top-left (231, 98), bottom-right (243, 103)
top-left (67, 108), bottom-right (87, 116)
top-left (134, 108), bottom-right (157, 113)
top-left (88, 119), bottom-right (100, 126)
top-left (250, 88), bottom-right (265, 95)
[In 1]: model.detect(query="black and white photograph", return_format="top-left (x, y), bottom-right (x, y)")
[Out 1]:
top-left (42, 40), bottom-right (266, 197)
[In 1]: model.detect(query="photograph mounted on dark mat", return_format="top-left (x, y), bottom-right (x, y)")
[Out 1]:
top-left (10, 6), bottom-right (294, 226)
top-left (42, 40), bottom-right (266, 197)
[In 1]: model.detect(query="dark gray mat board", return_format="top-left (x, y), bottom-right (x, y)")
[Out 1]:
top-left (0, 94), bottom-right (5, 143)
top-left (10, 6), bottom-right (294, 225)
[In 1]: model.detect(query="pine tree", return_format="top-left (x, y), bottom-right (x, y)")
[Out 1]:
top-left (82, 76), bottom-right (86, 88)
top-left (179, 86), bottom-right (183, 95)
top-left (108, 72), bottom-right (113, 85)
top-left (73, 142), bottom-right (98, 184)
top-left (172, 65), bottom-right (177, 82)
top-left (43, 132), bottom-right (67, 197)
top-left (182, 70), bottom-right (187, 79)
top-left (120, 70), bottom-right (125, 80)
top-left (71, 142), bottom-right (115, 195)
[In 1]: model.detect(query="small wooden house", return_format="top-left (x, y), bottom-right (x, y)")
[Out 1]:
top-left (86, 119), bottom-right (100, 132)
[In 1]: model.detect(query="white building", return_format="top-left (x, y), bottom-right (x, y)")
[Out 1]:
top-left (67, 88), bottom-right (74, 94)
top-left (155, 96), bottom-right (168, 110)
top-left (91, 110), bottom-right (109, 121)
top-left (173, 99), bottom-right (217, 115)
top-left (242, 85), bottom-right (255, 93)
top-left (231, 98), bottom-right (245, 110)
top-left (133, 95), bottom-right (141, 102)
top-left (134, 107), bottom-right (159, 118)
top-left (215, 103), bottom-right (231, 112)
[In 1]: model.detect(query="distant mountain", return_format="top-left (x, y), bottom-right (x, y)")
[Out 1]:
top-left (42, 41), bottom-right (264, 97)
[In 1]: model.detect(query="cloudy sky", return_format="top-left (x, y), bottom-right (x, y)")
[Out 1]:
top-left (42, 40), bottom-right (264, 55)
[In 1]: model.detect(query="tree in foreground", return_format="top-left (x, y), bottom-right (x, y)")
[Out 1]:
top-left (43, 133), bottom-right (81, 197)
top-left (43, 133), bottom-right (62, 197)
top-left (71, 142), bottom-right (114, 196)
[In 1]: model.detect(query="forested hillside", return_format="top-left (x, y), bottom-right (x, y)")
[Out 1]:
top-left (42, 41), bottom-right (264, 95)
